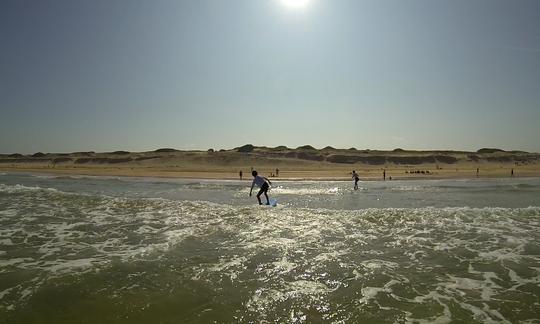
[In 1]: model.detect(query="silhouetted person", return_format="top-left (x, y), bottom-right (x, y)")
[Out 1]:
top-left (511, 168), bottom-right (514, 177)
top-left (239, 170), bottom-right (243, 180)
top-left (352, 170), bottom-right (360, 190)
top-left (383, 170), bottom-right (386, 181)
top-left (276, 168), bottom-right (279, 177)
top-left (476, 168), bottom-right (479, 178)
top-left (249, 170), bottom-right (272, 205)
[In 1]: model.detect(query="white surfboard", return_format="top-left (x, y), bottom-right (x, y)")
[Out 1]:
top-left (269, 198), bottom-right (278, 207)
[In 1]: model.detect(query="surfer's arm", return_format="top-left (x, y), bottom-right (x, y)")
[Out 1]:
top-left (249, 181), bottom-right (255, 196)
top-left (263, 177), bottom-right (272, 185)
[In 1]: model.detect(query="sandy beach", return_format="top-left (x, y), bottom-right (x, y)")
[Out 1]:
top-left (1, 146), bottom-right (538, 180)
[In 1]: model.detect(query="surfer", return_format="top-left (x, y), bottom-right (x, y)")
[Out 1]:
top-left (352, 170), bottom-right (360, 190)
top-left (249, 170), bottom-right (272, 205)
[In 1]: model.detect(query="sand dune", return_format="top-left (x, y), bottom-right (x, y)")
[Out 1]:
top-left (1, 145), bottom-right (538, 180)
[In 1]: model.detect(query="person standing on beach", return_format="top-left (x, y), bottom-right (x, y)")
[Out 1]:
top-left (352, 170), bottom-right (360, 190)
top-left (239, 170), bottom-right (243, 180)
top-left (383, 169), bottom-right (386, 181)
top-left (249, 170), bottom-right (272, 205)
top-left (276, 168), bottom-right (279, 177)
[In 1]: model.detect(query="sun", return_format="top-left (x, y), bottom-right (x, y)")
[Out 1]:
top-left (280, 0), bottom-right (311, 9)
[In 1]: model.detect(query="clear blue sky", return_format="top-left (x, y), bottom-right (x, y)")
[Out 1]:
top-left (1, 0), bottom-right (539, 153)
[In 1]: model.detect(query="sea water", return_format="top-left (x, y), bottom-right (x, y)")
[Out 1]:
top-left (0, 172), bottom-right (539, 323)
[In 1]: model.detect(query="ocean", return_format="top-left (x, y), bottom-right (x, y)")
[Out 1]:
top-left (0, 172), bottom-right (539, 323)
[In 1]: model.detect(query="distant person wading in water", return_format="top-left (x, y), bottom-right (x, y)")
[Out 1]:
top-left (249, 171), bottom-right (272, 205)
top-left (352, 170), bottom-right (360, 190)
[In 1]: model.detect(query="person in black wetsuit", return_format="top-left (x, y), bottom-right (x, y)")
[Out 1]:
top-left (352, 170), bottom-right (360, 190)
top-left (249, 170), bottom-right (272, 205)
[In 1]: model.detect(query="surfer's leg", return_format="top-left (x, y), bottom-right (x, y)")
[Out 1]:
top-left (257, 187), bottom-right (264, 205)
top-left (262, 183), bottom-right (270, 204)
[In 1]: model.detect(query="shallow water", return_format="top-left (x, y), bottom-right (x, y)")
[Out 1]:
top-left (1, 173), bottom-right (539, 323)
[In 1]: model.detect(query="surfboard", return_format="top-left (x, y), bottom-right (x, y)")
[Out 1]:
top-left (269, 198), bottom-right (278, 207)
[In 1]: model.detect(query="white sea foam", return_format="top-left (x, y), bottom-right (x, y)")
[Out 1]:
top-left (1, 175), bottom-right (539, 321)
top-left (269, 186), bottom-right (342, 195)
top-left (0, 183), bottom-right (59, 193)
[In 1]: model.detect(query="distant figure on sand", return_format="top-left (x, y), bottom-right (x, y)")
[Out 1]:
top-left (276, 168), bottom-right (279, 177)
top-left (352, 170), bottom-right (360, 190)
top-left (383, 170), bottom-right (386, 181)
top-left (511, 168), bottom-right (514, 177)
top-left (476, 168), bottom-right (479, 178)
top-left (249, 170), bottom-right (272, 205)
top-left (239, 170), bottom-right (243, 180)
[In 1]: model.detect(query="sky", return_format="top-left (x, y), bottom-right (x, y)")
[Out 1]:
top-left (1, 0), bottom-right (539, 153)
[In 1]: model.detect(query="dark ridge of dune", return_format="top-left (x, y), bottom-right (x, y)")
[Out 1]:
top-left (486, 156), bottom-right (513, 163)
top-left (326, 155), bottom-right (366, 164)
top-left (296, 152), bottom-right (325, 161)
top-left (0, 158), bottom-right (50, 163)
top-left (71, 151), bottom-right (95, 156)
top-left (297, 145), bottom-right (317, 150)
top-left (432, 150), bottom-right (472, 154)
top-left (110, 151), bottom-right (131, 155)
top-left (514, 155), bottom-right (540, 162)
top-left (134, 156), bottom-right (160, 161)
top-left (75, 157), bottom-right (133, 164)
top-left (325, 155), bottom-right (459, 165)
top-left (468, 155), bottom-right (480, 161)
top-left (284, 152), bottom-right (297, 158)
top-left (358, 156), bottom-right (387, 165)
top-left (236, 144), bottom-right (255, 153)
top-left (8, 153), bottom-right (24, 158)
top-left (74, 158), bottom-right (108, 164)
top-left (477, 148), bottom-right (505, 154)
top-left (52, 157), bottom-right (72, 164)
top-left (387, 156), bottom-right (436, 164)
top-left (434, 155), bottom-right (459, 164)
top-left (32, 152), bottom-right (46, 157)
top-left (154, 148), bottom-right (178, 153)
top-left (322, 146), bottom-right (336, 150)
top-left (108, 158), bottom-right (133, 164)
top-left (273, 146), bottom-right (289, 150)
top-left (325, 155), bottom-right (351, 164)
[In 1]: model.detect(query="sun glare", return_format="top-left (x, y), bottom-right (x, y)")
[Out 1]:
top-left (280, 0), bottom-right (311, 9)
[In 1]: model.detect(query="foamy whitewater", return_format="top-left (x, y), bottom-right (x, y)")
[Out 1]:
top-left (1, 173), bottom-right (539, 323)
